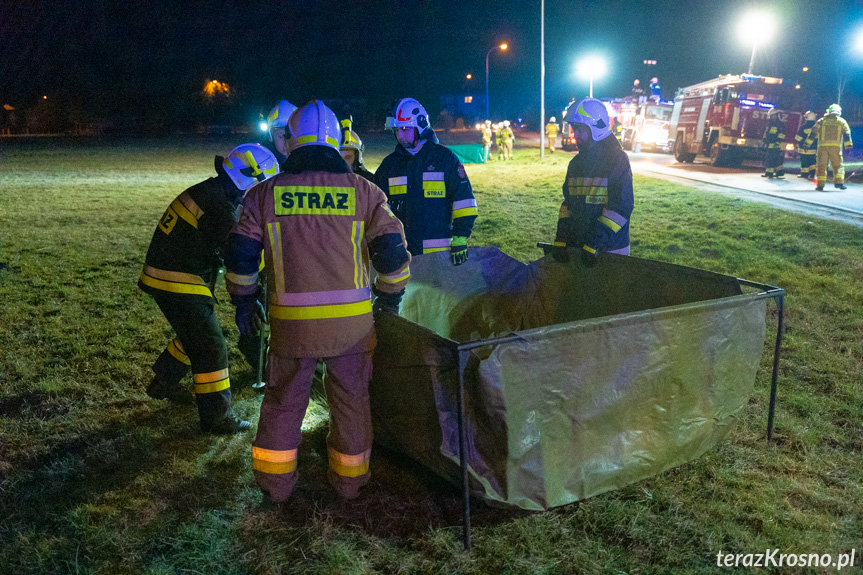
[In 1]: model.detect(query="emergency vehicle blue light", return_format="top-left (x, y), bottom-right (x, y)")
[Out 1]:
top-left (740, 99), bottom-right (757, 106)
top-left (757, 102), bottom-right (775, 110)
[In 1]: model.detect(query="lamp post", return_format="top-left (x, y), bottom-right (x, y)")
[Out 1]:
top-left (485, 43), bottom-right (508, 120)
top-left (738, 10), bottom-right (776, 75)
top-left (576, 56), bottom-right (606, 98)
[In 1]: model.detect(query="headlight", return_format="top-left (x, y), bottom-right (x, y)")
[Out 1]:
top-left (785, 143), bottom-right (795, 151)
top-left (736, 138), bottom-right (746, 145)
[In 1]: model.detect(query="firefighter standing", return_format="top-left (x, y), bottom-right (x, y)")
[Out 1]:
top-left (139, 143), bottom-right (279, 434)
top-left (807, 104), bottom-right (853, 191)
top-left (339, 120), bottom-right (374, 182)
top-left (481, 120), bottom-right (493, 162)
top-left (262, 100), bottom-right (298, 166)
top-left (225, 100), bottom-right (411, 502)
top-left (374, 97), bottom-right (478, 263)
top-left (762, 109), bottom-right (786, 179)
top-left (795, 110), bottom-right (818, 180)
top-left (493, 122), bottom-right (503, 160)
top-left (545, 117), bottom-right (559, 154)
top-left (500, 120), bottom-right (515, 160)
top-left (553, 98), bottom-right (634, 265)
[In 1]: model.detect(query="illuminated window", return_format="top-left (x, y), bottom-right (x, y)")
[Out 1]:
top-left (464, 96), bottom-right (473, 103)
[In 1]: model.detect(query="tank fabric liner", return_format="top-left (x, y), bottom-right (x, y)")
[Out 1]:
top-left (370, 247), bottom-right (768, 510)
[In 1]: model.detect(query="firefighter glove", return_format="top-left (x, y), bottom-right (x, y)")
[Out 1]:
top-left (450, 236), bottom-right (469, 266)
top-left (581, 247), bottom-right (598, 268)
top-left (551, 244), bottom-right (569, 263)
top-left (372, 286), bottom-right (403, 316)
top-left (235, 297), bottom-right (265, 337)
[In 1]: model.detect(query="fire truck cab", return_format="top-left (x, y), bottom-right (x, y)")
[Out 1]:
top-left (617, 98), bottom-right (674, 152)
top-left (668, 74), bottom-right (801, 167)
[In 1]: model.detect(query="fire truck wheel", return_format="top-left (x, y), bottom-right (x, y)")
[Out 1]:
top-left (709, 140), bottom-right (726, 167)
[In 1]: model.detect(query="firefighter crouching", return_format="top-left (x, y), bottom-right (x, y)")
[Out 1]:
top-left (139, 143), bottom-right (279, 434)
top-left (545, 117), bottom-right (559, 154)
top-left (553, 97), bottom-right (634, 266)
top-left (374, 97), bottom-right (478, 265)
top-left (225, 100), bottom-right (411, 503)
top-left (762, 109), bottom-right (786, 179)
top-left (795, 110), bottom-right (818, 180)
top-left (807, 104), bottom-right (853, 191)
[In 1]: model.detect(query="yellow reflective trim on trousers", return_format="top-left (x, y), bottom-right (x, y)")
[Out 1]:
top-left (195, 368), bottom-right (229, 383)
top-left (452, 206), bottom-right (478, 219)
top-left (598, 215), bottom-right (622, 233)
top-left (389, 185), bottom-right (407, 195)
top-left (170, 197), bottom-right (199, 229)
top-left (252, 446), bottom-right (297, 474)
top-left (225, 271), bottom-right (257, 286)
top-left (328, 448), bottom-right (370, 478)
top-left (139, 271), bottom-right (213, 297)
top-left (269, 299), bottom-right (372, 320)
top-left (268, 223), bottom-right (286, 295)
top-left (194, 377), bottom-right (230, 394)
top-left (167, 339), bottom-right (191, 365)
top-left (423, 247), bottom-right (449, 254)
top-left (553, 241), bottom-right (566, 247)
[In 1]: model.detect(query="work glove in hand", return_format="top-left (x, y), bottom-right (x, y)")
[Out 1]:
top-left (551, 245), bottom-right (570, 263)
top-left (372, 286), bottom-right (403, 316)
top-left (580, 248), bottom-right (597, 268)
top-left (450, 236), bottom-right (469, 266)
top-left (235, 298), bottom-right (266, 337)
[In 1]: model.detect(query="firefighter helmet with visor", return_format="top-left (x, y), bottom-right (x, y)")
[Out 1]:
top-left (339, 130), bottom-right (364, 163)
top-left (267, 100), bottom-right (298, 140)
top-left (568, 97), bottom-right (612, 141)
top-left (385, 98), bottom-right (431, 132)
top-left (827, 104), bottom-right (842, 116)
top-left (288, 100), bottom-right (341, 152)
top-left (223, 143), bottom-right (280, 191)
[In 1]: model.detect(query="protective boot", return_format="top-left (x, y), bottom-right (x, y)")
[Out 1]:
top-left (146, 375), bottom-right (193, 404)
top-left (202, 411), bottom-right (251, 434)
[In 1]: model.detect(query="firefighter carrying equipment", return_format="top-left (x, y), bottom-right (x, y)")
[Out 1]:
top-left (138, 158), bottom-right (251, 434)
top-left (555, 133), bottom-right (633, 256)
top-left (223, 143), bottom-right (280, 192)
top-left (762, 110), bottom-right (786, 179)
top-left (225, 99), bottom-right (411, 500)
top-left (807, 106), bottom-right (853, 189)
top-left (374, 130), bottom-right (478, 258)
top-left (795, 111), bottom-right (818, 179)
top-left (568, 98), bottom-right (613, 142)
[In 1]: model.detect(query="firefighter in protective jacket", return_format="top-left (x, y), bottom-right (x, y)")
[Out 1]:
top-left (262, 100), bottom-right (298, 166)
top-left (374, 97), bottom-right (478, 265)
top-left (139, 143), bottom-right (279, 434)
top-left (795, 110), bottom-right (818, 180)
top-left (225, 100), bottom-right (411, 503)
top-left (554, 98), bottom-right (634, 265)
top-left (339, 116), bottom-right (374, 182)
top-left (545, 117), bottom-right (559, 154)
top-left (807, 104), bottom-right (853, 190)
top-left (762, 109), bottom-right (786, 179)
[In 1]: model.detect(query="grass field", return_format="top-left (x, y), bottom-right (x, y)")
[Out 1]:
top-left (0, 136), bottom-right (861, 574)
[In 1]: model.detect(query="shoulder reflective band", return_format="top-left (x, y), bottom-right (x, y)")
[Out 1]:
top-left (252, 446), bottom-right (298, 475)
top-left (193, 368), bottom-right (230, 394)
top-left (140, 266), bottom-right (213, 297)
top-left (388, 176), bottom-right (407, 195)
top-left (328, 447), bottom-right (370, 478)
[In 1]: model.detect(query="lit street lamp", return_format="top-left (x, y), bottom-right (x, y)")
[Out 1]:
top-left (485, 43), bottom-right (508, 120)
top-left (576, 56), bottom-right (606, 98)
top-left (738, 10), bottom-right (776, 75)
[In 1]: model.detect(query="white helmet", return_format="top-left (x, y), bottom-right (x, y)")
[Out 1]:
top-left (267, 100), bottom-right (297, 139)
top-left (567, 97), bottom-right (612, 141)
top-left (222, 143), bottom-right (280, 191)
top-left (340, 130), bottom-right (364, 163)
top-left (288, 100), bottom-right (341, 152)
top-left (827, 104), bottom-right (842, 116)
top-left (385, 97), bottom-right (431, 132)
top-left (804, 110), bottom-right (817, 122)
top-left (503, 120), bottom-right (511, 127)
top-left (549, 116), bottom-right (556, 123)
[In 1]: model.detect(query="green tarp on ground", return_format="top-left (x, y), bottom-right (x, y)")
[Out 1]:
top-left (370, 247), bottom-right (768, 511)
top-left (447, 144), bottom-right (486, 164)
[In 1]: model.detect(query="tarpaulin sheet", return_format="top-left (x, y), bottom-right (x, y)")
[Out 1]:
top-left (370, 247), bottom-right (768, 510)
top-left (447, 144), bottom-right (487, 164)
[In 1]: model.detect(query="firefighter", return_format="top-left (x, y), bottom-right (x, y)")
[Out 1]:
top-left (795, 110), bottom-right (818, 180)
top-left (225, 100), bottom-right (410, 503)
top-left (374, 97), bottom-right (478, 263)
top-left (339, 125), bottom-right (374, 182)
top-left (553, 97), bottom-right (634, 266)
top-left (139, 143), bottom-right (279, 434)
top-left (262, 100), bottom-right (298, 165)
top-left (545, 116), bottom-right (559, 154)
top-left (494, 122), bottom-right (504, 160)
top-left (807, 104), bottom-right (853, 191)
top-left (649, 77), bottom-right (661, 102)
top-left (501, 120), bottom-right (515, 160)
top-left (481, 120), bottom-right (493, 162)
top-left (762, 109), bottom-right (786, 179)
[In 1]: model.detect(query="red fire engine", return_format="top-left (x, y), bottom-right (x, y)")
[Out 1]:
top-left (668, 74), bottom-right (802, 167)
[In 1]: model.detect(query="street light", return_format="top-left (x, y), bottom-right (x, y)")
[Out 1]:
top-left (738, 10), bottom-right (776, 75)
top-left (485, 43), bottom-right (508, 120)
top-left (576, 56), bottom-right (606, 98)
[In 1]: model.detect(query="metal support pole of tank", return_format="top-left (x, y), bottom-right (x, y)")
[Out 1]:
top-left (456, 348), bottom-right (472, 550)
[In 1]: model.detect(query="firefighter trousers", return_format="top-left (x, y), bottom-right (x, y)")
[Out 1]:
top-left (799, 152), bottom-right (816, 178)
top-left (816, 147), bottom-right (845, 187)
top-left (764, 148), bottom-right (785, 176)
top-left (151, 294), bottom-right (235, 430)
top-left (252, 332), bottom-right (375, 502)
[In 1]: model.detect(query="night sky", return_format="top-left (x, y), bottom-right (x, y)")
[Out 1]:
top-left (2, 0), bottom-right (861, 128)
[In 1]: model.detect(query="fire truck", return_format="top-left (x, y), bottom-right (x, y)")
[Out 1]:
top-left (668, 74), bottom-right (802, 167)
top-left (616, 98), bottom-right (674, 152)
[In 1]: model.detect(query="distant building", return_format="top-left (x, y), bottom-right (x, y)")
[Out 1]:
top-left (440, 93), bottom-right (484, 127)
